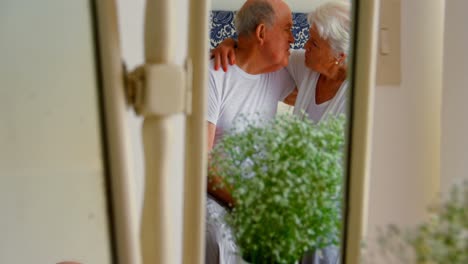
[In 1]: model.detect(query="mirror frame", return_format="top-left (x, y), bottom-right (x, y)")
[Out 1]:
top-left (343, 0), bottom-right (379, 263)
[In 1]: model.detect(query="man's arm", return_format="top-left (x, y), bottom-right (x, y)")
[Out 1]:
top-left (207, 121), bottom-right (216, 151)
top-left (207, 122), bottom-right (235, 208)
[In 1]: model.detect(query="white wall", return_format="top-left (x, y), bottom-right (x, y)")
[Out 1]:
top-left (441, 0), bottom-right (468, 194)
top-left (0, 1), bottom-right (111, 263)
top-left (366, 0), bottom-right (444, 251)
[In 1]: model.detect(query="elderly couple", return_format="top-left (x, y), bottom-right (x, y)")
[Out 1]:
top-left (206, 0), bottom-right (350, 263)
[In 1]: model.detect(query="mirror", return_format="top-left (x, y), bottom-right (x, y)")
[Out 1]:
top-left (206, 0), bottom-right (358, 263)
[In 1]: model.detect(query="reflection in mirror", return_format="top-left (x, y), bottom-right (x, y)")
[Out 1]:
top-left (205, 0), bottom-right (353, 263)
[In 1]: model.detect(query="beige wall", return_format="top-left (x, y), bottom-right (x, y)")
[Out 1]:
top-left (441, 0), bottom-right (468, 194)
top-left (0, 1), bottom-right (111, 263)
top-left (366, 0), bottom-right (444, 247)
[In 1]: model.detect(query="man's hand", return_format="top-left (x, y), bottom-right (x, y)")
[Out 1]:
top-left (210, 38), bottom-right (237, 72)
top-left (207, 174), bottom-right (236, 209)
top-left (207, 121), bottom-right (235, 208)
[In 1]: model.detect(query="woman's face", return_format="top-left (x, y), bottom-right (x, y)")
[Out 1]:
top-left (304, 24), bottom-right (339, 76)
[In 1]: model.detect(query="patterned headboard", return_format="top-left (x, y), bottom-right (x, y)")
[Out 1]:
top-left (209, 11), bottom-right (310, 50)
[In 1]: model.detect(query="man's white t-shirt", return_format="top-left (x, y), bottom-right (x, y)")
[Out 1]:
top-left (207, 60), bottom-right (295, 146)
top-left (286, 50), bottom-right (348, 122)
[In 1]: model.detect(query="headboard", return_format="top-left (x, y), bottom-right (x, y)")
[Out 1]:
top-left (209, 11), bottom-right (310, 50)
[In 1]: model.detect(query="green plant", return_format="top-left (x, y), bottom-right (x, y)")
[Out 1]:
top-left (367, 180), bottom-right (468, 264)
top-left (209, 114), bottom-right (346, 264)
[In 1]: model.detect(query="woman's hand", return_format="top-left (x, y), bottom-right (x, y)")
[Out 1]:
top-left (283, 88), bottom-right (298, 106)
top-left (210, 38), bottom-right (237, 72)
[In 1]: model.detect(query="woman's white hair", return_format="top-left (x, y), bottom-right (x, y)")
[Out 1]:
top-left (308, 0), bottom-right (351, 57)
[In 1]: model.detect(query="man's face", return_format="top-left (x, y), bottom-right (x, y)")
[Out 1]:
top-left (262, 2), bottom-right (294, 70)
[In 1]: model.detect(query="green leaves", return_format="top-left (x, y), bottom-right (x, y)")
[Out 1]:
top-left (408, 181), bottom-right (468, 264)
top-left (209, 114), bottom-right (346, 264)
top-left (370, 181), bottom-right (468, 264)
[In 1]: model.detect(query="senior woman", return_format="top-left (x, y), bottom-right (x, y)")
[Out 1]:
top-left (213, 0), bottom-right (350, 123)
top-left (211, 1), bottom-right (351, 263)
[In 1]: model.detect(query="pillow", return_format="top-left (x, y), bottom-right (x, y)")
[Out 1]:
top-left (209, 11), bottom-right (310, 50)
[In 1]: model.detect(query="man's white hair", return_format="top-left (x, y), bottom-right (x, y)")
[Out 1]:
top-left (308, 0), bottom-right (351, 57)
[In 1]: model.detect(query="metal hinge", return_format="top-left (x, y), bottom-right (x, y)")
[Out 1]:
top-left (123, 59), bottom-right (192, 116)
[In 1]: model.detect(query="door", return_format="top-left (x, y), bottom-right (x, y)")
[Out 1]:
top-left (0, 1), bottom-right (112, 263)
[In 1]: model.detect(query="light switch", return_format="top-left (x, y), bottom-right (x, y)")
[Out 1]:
top-left (376, 0), bottom-right (401, 85)
top-left (380, 27), bottom-right (390, 55)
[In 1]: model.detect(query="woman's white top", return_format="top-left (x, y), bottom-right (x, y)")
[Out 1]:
top-left (287, 50), bottom-right (348, 122)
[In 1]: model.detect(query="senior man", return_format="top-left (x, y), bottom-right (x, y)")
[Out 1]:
top-left (206, 0), bottom-right (295, 205)
top-left (205, 0), bottom-right (296, 263)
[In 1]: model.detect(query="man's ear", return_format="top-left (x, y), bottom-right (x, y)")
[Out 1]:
top-left (255, 24), bottom-right (266, 45)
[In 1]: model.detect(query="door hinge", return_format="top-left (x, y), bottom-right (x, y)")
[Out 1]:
top-left (123, 59), bottom-right (192, 116)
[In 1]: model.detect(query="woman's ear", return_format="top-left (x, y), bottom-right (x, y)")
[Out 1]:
top-left (337, 52), bottom-right (347, 64)
top-left (255, 24), bottom-right (266, 45)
